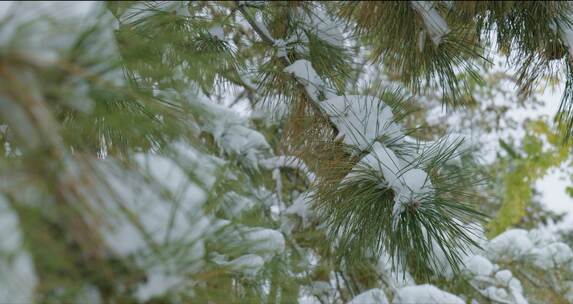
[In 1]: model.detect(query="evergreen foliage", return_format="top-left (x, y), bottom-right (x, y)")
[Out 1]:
top-left (1, 1), bottom-right (573, 303)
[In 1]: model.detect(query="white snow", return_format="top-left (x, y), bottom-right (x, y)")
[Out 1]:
top-left (320, 95), bottom-right (403, 150)
top-left (0, 2), bottom-right (95, 62)
top-left (0, 1), bottom-right (123, 150)
top-left (92, 137), bottom-right (289, 297)
top-left (97, 148), bottom-right (217, 257)
top-left (217, 223), bottom-right (286, 263)
top-left (350, 142), bottom-right (433, 220)
top-left (284, 59), bottom-right (325, 102)
top-left (565, 282), bottom-right (573, 303)
top-left (529, 242), bottom-right (573, 269)
top-left (484, 287), bottom-right (508, 302)
top-left (272, 167), bottom-right (284, 215)
top-left (219, 125), bottom-right (271, 166)
top-left (394, 284), bottom-right (464, 304)
top-left (347, 288), bottom-right (388, 304)
top-left (243, 228), bottom-right (286, 261)
top-left (135, 271), bottom-right (184, 302)
top-left (483, 227), bottom-right (573, 270)
top-left (298, 8), bottom-right (345, 49)
top-left (208, 26), bottom-right (224, 40)
top-left (90, 152), bottom-right (222, 300)
top-left (452, 226), bottom-right (573, 303)
top-left (285, 191), bottom-right (314, 228)
top-left (222, 192), bottom-right (257, 218)
top-left (308, 280), bottom-right (337, 303)
top-left (486, 229), bottom-right (533, 261)
top-left (282, 7), bottom-right (345, 57)
top-left (554, 14), bottom-right (573, 61)
top-left (260, 156), bottom-right (316, 183)
top-left (225, 254), bottom-right (265, 277)
top-left (0, 2), bottom-right (122, 85)
top-left (170, 142), bottom-right (224, 189)
top-left (400, 168), bottom-right (432, 196)
top-left (353, 142), bottom-right (404, 185)
top-left (376, 251), bottom-right (415, 288)
top-left (402, 133), bottom-right (471, 167)
top-left (76, 285), bottom-right (102, 304)
top-left (508, 279), bottom-right (527, 304)
top-left (463, 255), bottom-right (494, 277)
top-left (494, 270), bottom-right (513, 286)
top-left (299, 296), bottom-right (322, 304)
top-left (274, 39), bottom-right (288, 59)
top-left (455, 227), bottom-right (573, 303)
top-left (410, 1), bottom-right (450, 46)
top-left (463, 257), bottom-right (528, 304)
top-left (187, 94), bottom-right (271, 167)
top-left (101, 154), bottom-right (212, 252)
top-left (119, 1), bottom-right (189, 23)
top-left (0, 97), bottom-right (42, 150)
top-left (392, 172), bottom-right (432, 217)
top-left (253, 16), bottom-right (275, 43)
top-left (0, 196), bottom-right (37, 304)
top-left (134, 153), bottom-right (208, 211)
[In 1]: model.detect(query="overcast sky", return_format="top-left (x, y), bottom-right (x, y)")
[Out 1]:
top-left (535, 87), bottom-right (573, 229)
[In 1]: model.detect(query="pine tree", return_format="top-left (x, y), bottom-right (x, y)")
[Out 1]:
top-left (1, 1), bottom-right (573, 303)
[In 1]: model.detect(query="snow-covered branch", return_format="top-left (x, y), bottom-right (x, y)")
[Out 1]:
top-left (260, 156), bottom-right (316, 183)
top-left (410, 1), bottom-right (450, 47)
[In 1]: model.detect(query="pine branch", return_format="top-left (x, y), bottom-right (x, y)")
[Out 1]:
top-left (236, 4), bottom-right (276, 46)
top-left (236, 2), bottom-right (338, 133)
